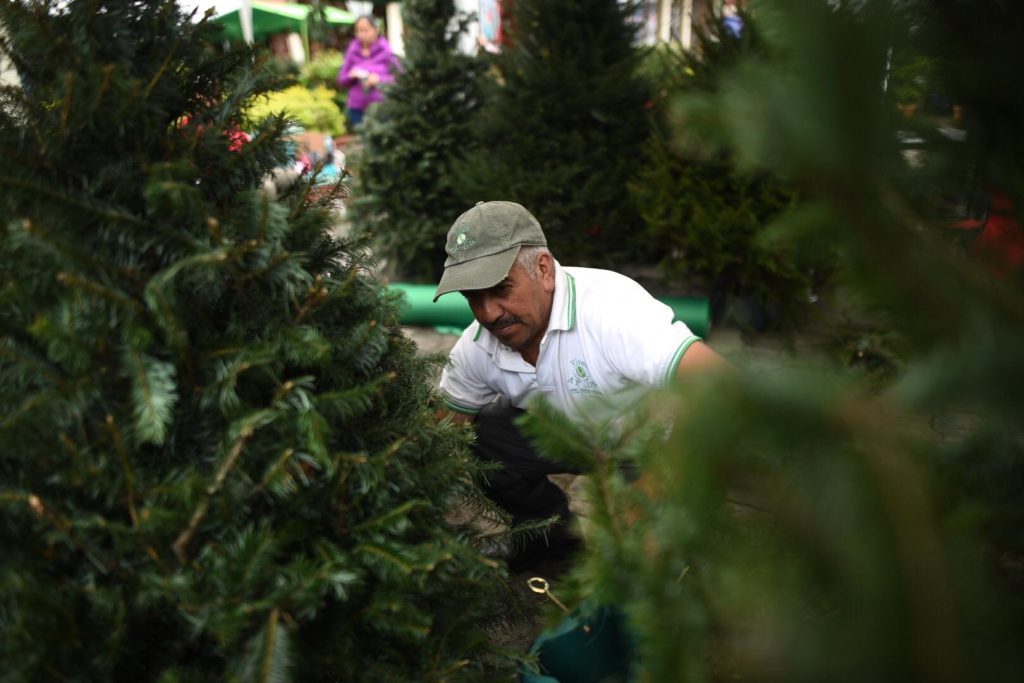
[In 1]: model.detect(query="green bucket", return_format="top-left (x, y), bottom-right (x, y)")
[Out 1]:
top-left (520, 604), bottom-right (633, 683)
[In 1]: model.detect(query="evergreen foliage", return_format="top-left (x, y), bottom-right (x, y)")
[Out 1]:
top-left (297, 49), bottom-right (346, 111)
top-left (0, 1), bottom-right (514, 680)
top-left (297, 49), bottom-right (344, 91)
top-left (526, 0), bottom-right (1024, 679)
top-left (456, 0), bottom-right (653, 268)
top-left (630, 10), bottom-right (823, 329)
top-left (245, 84), bottom-right (347, 135)
top-left (351, 0), bottom-right (487, 282)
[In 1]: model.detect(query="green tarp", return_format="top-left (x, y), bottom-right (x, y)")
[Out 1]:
top-left (212, 1), bottom-right (355, 42)
top-left (388, 283), bottom-right (712, 338)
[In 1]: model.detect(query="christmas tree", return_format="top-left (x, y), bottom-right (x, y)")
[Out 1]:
top-left (630, 10), bottom-right (824, 330)
top-left (0, 1), bottom-right (515, 680)
top-left (456, 0), bottom-right (654, 268)
top-left (525, 0), bottom-right (1024, 679)
top-left (351, 0), bottom-right (488, 282)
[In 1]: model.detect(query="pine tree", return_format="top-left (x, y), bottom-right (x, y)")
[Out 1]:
top-left (0, 2), bottom-right (515, 680)
top-left (524, 0), bottom-right (1024, 679)
top-left (630, 11), bottom-right (824, 330)
top-left (456, 0), bottom-right (653, 268)
top-left (351, 0), bottom-right (488, 283)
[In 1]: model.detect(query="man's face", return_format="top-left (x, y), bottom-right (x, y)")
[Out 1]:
top-left (461, 253), bottom-right (555, 356)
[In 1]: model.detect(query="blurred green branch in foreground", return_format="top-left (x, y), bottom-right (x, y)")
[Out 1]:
top-left (529, 1), bottom-right (1024, 680)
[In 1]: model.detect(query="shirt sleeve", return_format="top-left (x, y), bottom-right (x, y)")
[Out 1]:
top-left (595, 294), bottom-right (702, 388)
top-left (337, 44), bottom-right (359, 89)
top-left (438, 325), bottom-right (498, 415)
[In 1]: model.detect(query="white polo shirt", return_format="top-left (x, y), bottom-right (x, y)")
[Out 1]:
top-left (439, 262), bottom-right (701, 419)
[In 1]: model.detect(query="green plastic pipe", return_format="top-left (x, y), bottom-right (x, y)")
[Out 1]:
top-left (388, 284), bottom-right (710, 338)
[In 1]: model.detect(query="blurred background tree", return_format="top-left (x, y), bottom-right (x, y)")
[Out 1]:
top-left (350, 0), bottom-right (488, 283)
top-left (296, 49), bottom-right (347, 112)
top-left (455, 0), bottom-right (654, 269)
top-left (245, 83), bottom-right (348, 136)
top-left (631, 8), bottom-right (830, 330)
top-left (524, 0), bottom-right (1024, 680)
top-left (0, 1), bottom-right (517, 680)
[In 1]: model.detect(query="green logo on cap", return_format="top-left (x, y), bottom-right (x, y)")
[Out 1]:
top-left (451, 227), bottom-right (476, 260)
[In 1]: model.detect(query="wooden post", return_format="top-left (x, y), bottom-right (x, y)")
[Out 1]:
top-left (681, 0), bottom-right (694, 49)
top-left (240, 0), bottom-right (254, 44)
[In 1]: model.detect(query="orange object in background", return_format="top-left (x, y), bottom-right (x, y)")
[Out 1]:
top-left (177, 115), bottom-right (250, 152)
top-left (952, 190), bottom-right (1024, 278)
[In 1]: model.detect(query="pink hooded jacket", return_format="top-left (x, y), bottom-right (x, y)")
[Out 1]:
top-left (337, 36), bottom-right (399, 112)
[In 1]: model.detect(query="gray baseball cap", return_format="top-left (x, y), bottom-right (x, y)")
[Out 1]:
top-left (433, 201), bottom-right (547, 301)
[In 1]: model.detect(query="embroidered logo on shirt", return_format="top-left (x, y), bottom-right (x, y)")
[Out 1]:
top-left (567, 359), bottom-right (599, 395)
top-left (451, 227), bottom-right (476, 260)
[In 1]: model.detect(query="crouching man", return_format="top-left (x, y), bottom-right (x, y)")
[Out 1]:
top-left (434, 201), bottom-right (726, 569)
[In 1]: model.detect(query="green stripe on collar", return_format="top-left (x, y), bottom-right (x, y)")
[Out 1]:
top-left (566, 272), bottom-right (577, 330)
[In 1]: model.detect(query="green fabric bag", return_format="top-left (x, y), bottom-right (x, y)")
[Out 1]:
top-left (520, 603), bottom-right (633, 683)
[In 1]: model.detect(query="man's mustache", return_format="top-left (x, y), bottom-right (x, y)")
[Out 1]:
top-left (485, 316), bottom-right (521, 332)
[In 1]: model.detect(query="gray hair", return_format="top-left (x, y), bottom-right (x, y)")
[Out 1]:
top-left (514, 245), bottom-right (550, 279)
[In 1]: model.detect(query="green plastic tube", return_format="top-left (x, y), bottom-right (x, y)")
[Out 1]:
top-left (389, 283), bottom-right (477, 328)
top-left (388, 284), bottom-right (710, 338)
top-left (659, 295), bottom-right (711, 338)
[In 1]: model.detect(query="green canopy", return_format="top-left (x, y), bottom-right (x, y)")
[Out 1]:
top-left (213, 1), bottom-right (355, 43)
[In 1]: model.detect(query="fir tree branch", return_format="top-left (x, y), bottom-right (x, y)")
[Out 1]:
top-left (206, 215), bottom-right (223, 245)
top-left (144, 247), bottom-right (233, 361)
top-left (353, 499), bottom-right (427, 534)
top-left (291, 281), bottom-right (330, 325)
top-left (13, 218), bottom-right (133, 285)
top-left (358, 543), bottom-right (414, 574)
top-left (2, 388), bottom-right (56, 429)
top-left (0, 175), bottom-right (196, 248)
top-left (0, 337), bottom-right (64, 389)
top-left (143, 32), bottom-right (182, 103)
top-left (844, 400), bottom-right (962, 680)
top-left (126, 348), bottom-right (178, 446)
top-left (56, 271), bottom-right (143, 314)
top-left (106, 414), bottom-right (139, 528)
top-left (40, 660), bottom-right (69, 682)
top-left (58, 431), bottom-right (86, 473)
top-left (92, 64), bottom-right (115, 111)
top-left (59, 71), bottom-right (73, 134)
top-left (433, 658), bottom-right (471, 679)
top-left (259, 608), bottom-right (281, 683)
top-left (2, 491), bottom-right (111, 575)
top-left (252, 447), bottom-right (297, 496)
top-left (590, 453), bottom-right (626, 546)
top-left (239, 249), bottom-right (294, 284)
top-left (171, 424), bottom-right (255, 564)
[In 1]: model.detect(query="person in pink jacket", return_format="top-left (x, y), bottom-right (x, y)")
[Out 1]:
top-left (337, 15), bottom-right (399, 127)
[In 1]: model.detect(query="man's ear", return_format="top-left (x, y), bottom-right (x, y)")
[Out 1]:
top-left (538, 251), bottom-right (556, 293)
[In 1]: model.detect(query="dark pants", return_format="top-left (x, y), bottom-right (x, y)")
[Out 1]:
top-left (473, 403), bottom-right (577, 525)
top-left (345, 107), bottom-right (365, 127)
